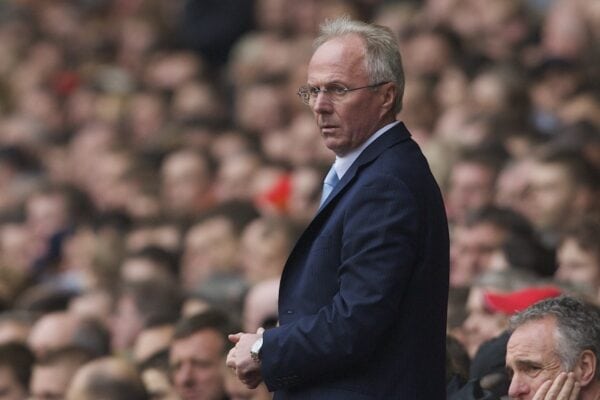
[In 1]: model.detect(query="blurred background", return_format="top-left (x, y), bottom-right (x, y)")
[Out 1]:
top-left (0, 0), bottom-right (598, 399)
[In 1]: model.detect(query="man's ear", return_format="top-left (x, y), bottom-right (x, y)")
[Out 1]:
top-left (379, 83), bottom-right (396, 117)
top-left (575, 349), bottom-right (597, 387)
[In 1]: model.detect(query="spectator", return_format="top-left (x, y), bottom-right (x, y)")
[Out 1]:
top-left (27, 312), bottom-right (80, 359)
top-left (461, 270), bottom-right (559, 358)
top-left (66, 357), bottom-right (148, 400)
top-left (160, 149), bottom-right (215, 219)
top-left (0, 312), bottom-right (35, 345)
top-left (169, 309), bottom-right (234, 400)
top-left (138, 350), bottom-right (179, 400)
top-left (555, 214), bottom-right (600, 303)
top-left (132, 319), bottom-right (175, 365)
top-left (29, 346), bottom-right (93, 400)
top-left (238, 217), bottom-right (295, 283)
top-left (25, 185), bottom-right (79, 279)
top-left (446, 148), bottom-right (505, 224)
top-left (467, 286), bottom-right (562, 397)
top-left (180, 215), bottom-right (240, 291)
top-left (68, 288), bottom-right (113, 328)
top-left (110, 279), bottom-right (181, 355)
top-left (524, 147), bottom-right (598, 247)
top-left (450, 206), bottom-right (535, 287)
top-left (506, 296), bottom-right (600, 399)
top-left (495, 158), bottom-right (534, 217)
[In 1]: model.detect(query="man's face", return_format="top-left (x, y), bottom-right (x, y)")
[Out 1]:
top-left (462, 287), bottom-right (509, 357)
top-left (111, 295), bottom-right (144, 353)
top-left (30, 364), bottom-right (76, 400)
top-left (450, 223), bottom-right (506, 287)
top-left (506, 317), bottom-right (563, 399)
top-left (161, 153), bottom-right (208, 213)
top-left (556, 238), bottom-right (600, 290)
top-left (170, 329), bottom-right (226, 400)
top-left (0, 366), bottom-right (26, 400)
top-left (447, 162), bottom-right (496, 223)
top-left (307, 35), bottom-right (390, 156)
top-left (525, 162), bottom-right (575, 231)
top-left (26, 193), bottom-right (68, 241)
top-left (181, 218), bottom-right (237, 290)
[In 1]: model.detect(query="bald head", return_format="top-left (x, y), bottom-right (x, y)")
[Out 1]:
top-left (28, 312), bottom-right (79, 358)
top-left (66, 357), bottom-right (148, 400)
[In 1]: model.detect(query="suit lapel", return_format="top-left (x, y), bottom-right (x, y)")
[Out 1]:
top-left (280, 123), bottom-right (412, 281)
top-left (316, 122), bottom-right (412, 213)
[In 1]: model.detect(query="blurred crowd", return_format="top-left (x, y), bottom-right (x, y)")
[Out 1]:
top-left (0, 0), bottom-right (598, 399)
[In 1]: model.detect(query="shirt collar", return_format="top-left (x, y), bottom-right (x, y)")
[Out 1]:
top-left (333, 121), bottom-right (400, 179)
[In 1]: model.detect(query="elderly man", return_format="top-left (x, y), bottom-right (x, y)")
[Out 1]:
top-left (227, 17), bottom-right (449, 399)
top-left (506, 296), bottom-right (600, 400)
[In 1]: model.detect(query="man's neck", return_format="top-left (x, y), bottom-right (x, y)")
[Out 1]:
top-left (375, 114), bottom-right (396, 132)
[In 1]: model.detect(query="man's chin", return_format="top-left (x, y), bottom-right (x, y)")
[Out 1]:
top-left (323, 138), bottom-right (347, 156)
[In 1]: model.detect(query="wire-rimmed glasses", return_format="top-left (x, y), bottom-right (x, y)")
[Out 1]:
top-left (296, 81), bottom-right (390, 106)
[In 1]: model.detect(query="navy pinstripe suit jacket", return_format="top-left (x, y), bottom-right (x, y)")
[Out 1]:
top-left (261, 122), bottom-right (449, 399)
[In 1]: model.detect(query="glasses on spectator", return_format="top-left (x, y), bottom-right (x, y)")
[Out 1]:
top-left (297, 81), bottom-right (390, 106)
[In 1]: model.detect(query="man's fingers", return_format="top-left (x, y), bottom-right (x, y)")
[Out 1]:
top-left (556, 372), bottom-right (575, 399)
top-left (228, 332), bottom-right (243, 343)
top-left (544, 372), bottom-right (567, 399)
top-left (569, 382), bottom-right (581, 400)
top-left (531, 372), bottom-right (582, 400)
top-left (532, 379), bottom-right (552, 400)
top-left (226, 348), bottom-right (237, 369)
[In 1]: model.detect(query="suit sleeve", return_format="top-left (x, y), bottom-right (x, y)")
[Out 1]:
top-left (260, 174), bottom-right (420, 390)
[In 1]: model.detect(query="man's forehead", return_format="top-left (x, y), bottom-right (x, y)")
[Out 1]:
top-left (506, 318), bottom-right (557, 362)
top-left (308, 36), bottom-right (366, 81)
top-left (171, 330), bottom-right (225, 356)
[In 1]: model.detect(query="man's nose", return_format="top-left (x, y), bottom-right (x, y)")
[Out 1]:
top-left (507, 374), bottom-right (529, 398)
top-left (462, 313), bottom-right (478, 332)
top-left (312, 91), bottom-right (332, 113)
top-left (177, 363), bottom-right (194, 384)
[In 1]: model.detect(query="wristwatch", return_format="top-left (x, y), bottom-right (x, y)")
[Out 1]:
top-left (250, 337), bottom-right (263, 363)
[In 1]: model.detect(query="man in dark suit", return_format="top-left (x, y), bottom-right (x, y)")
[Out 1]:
top-left (227, 17), bottom-right (449, 399)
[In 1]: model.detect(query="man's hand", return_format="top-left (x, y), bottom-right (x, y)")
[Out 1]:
top-left (226, 328), bottom-right (264, 389)
top-left (533, 372), bottom-right (581, 400)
